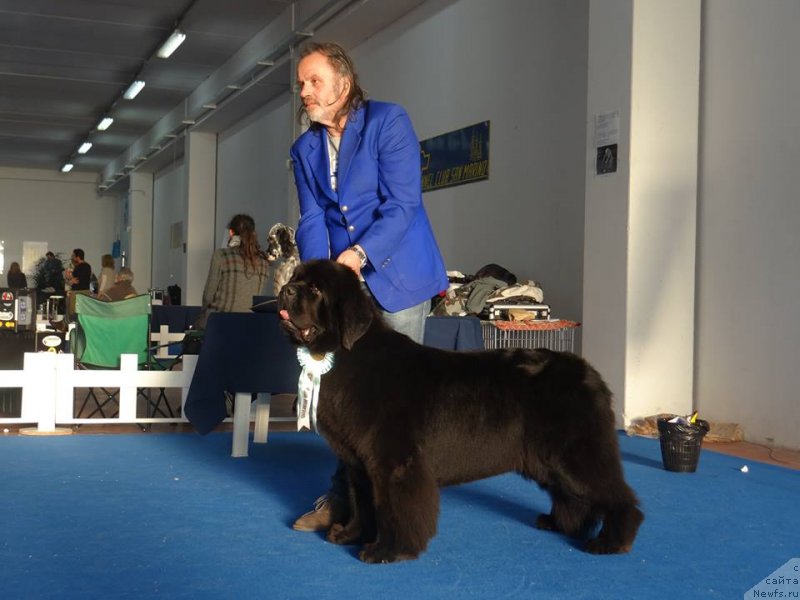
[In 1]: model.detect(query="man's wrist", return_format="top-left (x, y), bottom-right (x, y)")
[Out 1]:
top-left (350, 244), bottom-right (368, 268)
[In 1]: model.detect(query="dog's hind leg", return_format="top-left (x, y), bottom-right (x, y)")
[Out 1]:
top-left (584, 483), bottom-right (644, 555)
top-left (525, 446), bottom-right (643, 553)
top-left (535, 487), bottom-right (594, 537)
top-left (359, 454), bottom-right (439, 564)
top-left (555, 457), bottom-right (643, 554)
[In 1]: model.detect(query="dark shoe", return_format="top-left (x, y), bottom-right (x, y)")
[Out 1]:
top-left (293, 494), bottom-right (345, 532)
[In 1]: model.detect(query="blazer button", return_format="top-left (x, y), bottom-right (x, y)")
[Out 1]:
top-left (341, 205), bottom-right (349, 212)
top-left (347, 225), bottom-right (355, 232)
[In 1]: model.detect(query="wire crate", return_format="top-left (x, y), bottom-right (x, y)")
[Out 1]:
top-left (480, 320), bottom-right (579, 352)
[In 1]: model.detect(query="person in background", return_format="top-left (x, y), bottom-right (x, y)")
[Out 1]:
top-left (289, 42), bottom-right (448, 532)
top-left (98, 267), bottom-right (137, 301)
top-left (42, 252), bottom-right (65, 292)
top-left (97, 254), bottom-right (116, 296)
top-left (67, 248), bottom-right (92, 291)
top-left (194, 213), bottom-right (269, 330)
top-left (7, 262), bottom-right (27, 289)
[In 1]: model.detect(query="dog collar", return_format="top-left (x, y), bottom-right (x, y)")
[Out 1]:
top-left (296, 347), bottom-right (335, 433)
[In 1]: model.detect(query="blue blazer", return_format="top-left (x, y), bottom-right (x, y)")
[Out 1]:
top-left (290, 101), bottom-right (448, 313)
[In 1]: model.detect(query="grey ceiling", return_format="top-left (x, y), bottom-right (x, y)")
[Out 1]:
top-left (0, 0), bottom-right (427, 188)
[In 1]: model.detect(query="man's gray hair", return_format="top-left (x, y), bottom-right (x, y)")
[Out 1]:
top-left (117, 267), bottom-right (134, 282)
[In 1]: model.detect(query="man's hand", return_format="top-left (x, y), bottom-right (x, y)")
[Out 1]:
top-left (336, 248), bottom-right (363, 276)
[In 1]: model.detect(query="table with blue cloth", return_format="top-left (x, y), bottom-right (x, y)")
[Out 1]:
top-left (184, 313), bottom-right (484, 456)
top-left (184, 312), bottom-right (299, 443)
top-left (423, 315), bottom-right (484, 351)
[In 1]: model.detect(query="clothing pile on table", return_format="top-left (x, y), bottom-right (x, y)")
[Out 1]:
top-left (430, 263), bottom-right (549, 321)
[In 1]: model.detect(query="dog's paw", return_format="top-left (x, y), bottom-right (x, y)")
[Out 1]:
top-left (327, 523), bottom-right (362, 545)
top-left (585, 537), bottom-right (632, 555)
top-left (359, 543), bottom-right (417, 564)
top-left (535, 513), bottom-right (559, 531)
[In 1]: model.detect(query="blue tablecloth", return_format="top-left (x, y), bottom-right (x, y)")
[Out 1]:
top-left (423, 315), bottom-right (484, 351)
top-left (184, 312), bottom-right (299, 434)
top-left (184, 314), bottom-right (484, 435)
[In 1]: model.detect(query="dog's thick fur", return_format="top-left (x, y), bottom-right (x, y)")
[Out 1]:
top-left (279, 260), bottom-right (643, 563)
top-left (265, 223), bottom-right (301, 295)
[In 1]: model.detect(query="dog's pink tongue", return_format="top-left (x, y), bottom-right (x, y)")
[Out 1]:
top-left (279, 309), bottom-right (289, 321)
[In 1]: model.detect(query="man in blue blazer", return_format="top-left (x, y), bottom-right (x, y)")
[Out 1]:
top-left (290, 42), bottom-right (448, 344)
top-left (289, 41), bottom-right (448, 532)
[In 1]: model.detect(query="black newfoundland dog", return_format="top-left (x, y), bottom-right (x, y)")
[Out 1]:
top-left (278, 260), bottom-right (643, 563)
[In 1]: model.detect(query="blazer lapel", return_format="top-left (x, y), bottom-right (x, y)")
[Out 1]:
top-left (337, 104), bottom-right (366, 194)
top-left (305, 131), bottom-right (336, 201)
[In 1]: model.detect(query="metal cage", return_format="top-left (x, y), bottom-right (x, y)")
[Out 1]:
top-left (480, 321), bottom-right (578, 352)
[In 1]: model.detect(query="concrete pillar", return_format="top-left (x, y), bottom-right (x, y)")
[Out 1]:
top-left (184, 131), bottom-right (218, 305)
top-left (583, 0), bottom-right (700, 426)
top-left (128, 171), bottom-right (153, 291)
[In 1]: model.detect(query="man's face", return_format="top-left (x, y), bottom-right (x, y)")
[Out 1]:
top-left (296, 52), bottom-right (348, 126)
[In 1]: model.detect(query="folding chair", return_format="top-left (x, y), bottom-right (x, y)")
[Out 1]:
top-left (72, 294), bottom-right (172, 419)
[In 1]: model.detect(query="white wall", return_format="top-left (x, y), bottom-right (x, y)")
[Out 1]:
top-left (350, 0), bottom-right (589, 325)
top-left (0, 167), bottom-right (115, 288)
top-left (216, 95), bottom-right (294, 248)
top-left (152, 162), bottom-right (187, 293)
top-left (695, 0), bottom-right (800, 448)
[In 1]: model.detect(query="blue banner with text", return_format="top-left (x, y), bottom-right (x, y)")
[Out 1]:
top-left (420, 121), bottom-right (490, 193)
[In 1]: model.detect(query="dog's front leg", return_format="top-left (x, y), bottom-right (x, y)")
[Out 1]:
top-left (359, 454), bottom-right (439, 564)
top-left (327, 463), bottom-right (375, 545)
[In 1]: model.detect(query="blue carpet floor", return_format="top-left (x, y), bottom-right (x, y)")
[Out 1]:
top-left (1, 431), bottom-right (798, 599)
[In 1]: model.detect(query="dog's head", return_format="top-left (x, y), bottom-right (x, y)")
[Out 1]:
top-left (266, 223), bottom-right (299, 263)
top-left (278, 259), bottom-right (377, 354)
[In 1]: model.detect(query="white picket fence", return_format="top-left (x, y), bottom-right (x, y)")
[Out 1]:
top-left (0, 352), bottom-right (198, 431)
top-left (0, 328), bottom-right (294, 457)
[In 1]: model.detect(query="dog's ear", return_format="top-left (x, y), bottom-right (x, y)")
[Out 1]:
top-left (331, 266), bottom-right (374, 350)
top-left (338, 301), bottom-right (373, 350)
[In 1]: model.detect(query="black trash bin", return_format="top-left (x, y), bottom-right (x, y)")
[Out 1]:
top-left (657, 417), bottom-right (710, 473)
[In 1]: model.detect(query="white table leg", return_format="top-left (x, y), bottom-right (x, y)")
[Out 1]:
top-left (231, 392), bottom-right (251, 458)
top-left (253, 393), bottom-right (271, 444)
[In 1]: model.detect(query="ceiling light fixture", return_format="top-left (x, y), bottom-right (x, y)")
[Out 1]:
top-left (156, 29), bottom-right (186, 58)
top-left (97, 117), bottom-right (114, 131)
top-left (61, 163), bottom-right (74, 173)
top-left (78, 142), bottom-right (92, 154)
top-left (123, 80), bottom-right (146, 100)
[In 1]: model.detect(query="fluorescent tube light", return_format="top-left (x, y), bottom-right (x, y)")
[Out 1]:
top-left (97, 117), bottom-right (114, 131)
top-left (61, 163), bottom-right (74, 173)
top-left (156, 29), bottom-right (186, 58)
top-left (78, 142), bottom-right (92, 154)
top-left (123, 80), bottom-right (145, 100)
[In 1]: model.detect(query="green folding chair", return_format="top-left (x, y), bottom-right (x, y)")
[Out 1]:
top-left (73, 294), bottom-right (167, 419)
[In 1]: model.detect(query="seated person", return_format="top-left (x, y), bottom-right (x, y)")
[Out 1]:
top-left (99, 267), bottom-right (138, 301)
top-left (7, 262), bottom-right (27, 289)
top-left (194, 214), bottom-right (269, 329)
